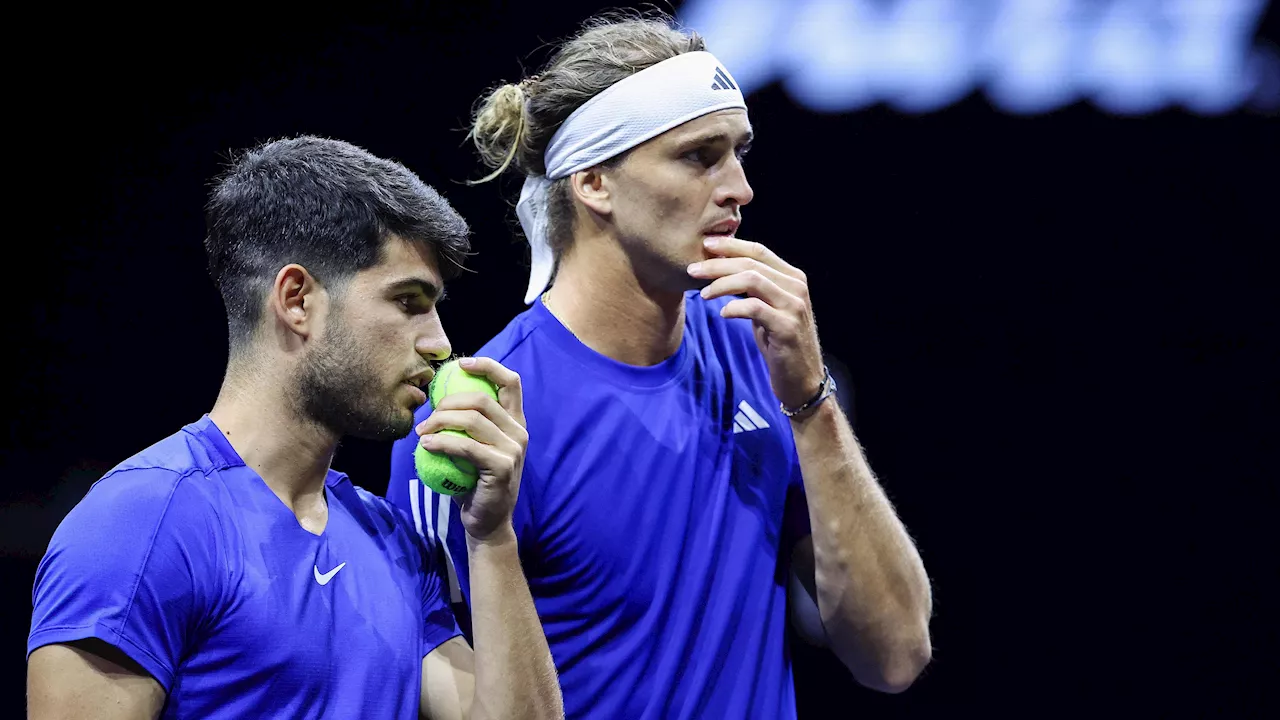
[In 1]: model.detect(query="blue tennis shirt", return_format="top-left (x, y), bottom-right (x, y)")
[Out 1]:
top-left (389, 292), bottom-right (812, 719)
top-left (29, 414), bottom-right (460, 719)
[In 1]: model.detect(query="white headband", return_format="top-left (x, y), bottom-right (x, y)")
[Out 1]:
top-left (515, 50), bottom-right (747, 304)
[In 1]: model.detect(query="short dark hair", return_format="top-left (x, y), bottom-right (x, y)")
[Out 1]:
top-left (204, 135), bottom-right (471, 347)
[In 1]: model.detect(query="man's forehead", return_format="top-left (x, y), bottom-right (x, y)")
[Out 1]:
top-left (666, 109), bottom-right (753, 143)
top-left (369, 235), bottom-right (445, 291)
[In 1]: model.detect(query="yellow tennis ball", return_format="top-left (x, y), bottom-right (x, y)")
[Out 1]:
top-left (414, 358), bottom-right (500, 496)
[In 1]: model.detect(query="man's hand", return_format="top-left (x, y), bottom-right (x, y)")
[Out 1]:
top-left (415, 357), bottom-right (563, 720)
top-left (415, 356), bottom-right (527, 542)
top-left (689, 236), bottom-right (826, 409)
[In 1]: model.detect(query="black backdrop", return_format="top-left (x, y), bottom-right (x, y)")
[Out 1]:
top-left (6, 1), bottom-right (1277, 716)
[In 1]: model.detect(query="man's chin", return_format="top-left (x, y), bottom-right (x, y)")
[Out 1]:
top-left (353, 425), bottom-right (414, 443)
top-left (384, 409), bottom-right (417, 441)
top-left (344, 408), bottom-right (416, 443)
top-left (664, 254), bottom-right (713, 292)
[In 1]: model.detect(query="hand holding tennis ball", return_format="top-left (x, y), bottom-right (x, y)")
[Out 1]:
top-left (415, 356), bottom-right (527, 541)
top-left (415, 359), bottom-right (500, 495)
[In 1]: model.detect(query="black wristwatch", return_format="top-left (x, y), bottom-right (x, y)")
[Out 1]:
top-left (780, 365), bottom-right (837, 418)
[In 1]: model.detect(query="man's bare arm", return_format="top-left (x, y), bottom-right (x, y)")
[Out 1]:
top-left (419, 533), bottom-right (562, 720)
top-left (415, 357), bottom-right (563, 720)
top-left (28, 639), bottom-right (166, 720)
top-left (692, 238), bottom-right (934, 692)
top-left (463, 529), bottom-right (562, 720)
top-left (420, 636), bottom-right (476, 720)
top-left (791, 401), bottom-right (934, 692)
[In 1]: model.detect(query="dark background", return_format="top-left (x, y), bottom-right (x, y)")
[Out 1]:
top-left (6, 1), bottom-right (1277, 716)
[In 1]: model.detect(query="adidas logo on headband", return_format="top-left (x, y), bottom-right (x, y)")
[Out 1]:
top-left (710, 67), bottom-right (737, 91)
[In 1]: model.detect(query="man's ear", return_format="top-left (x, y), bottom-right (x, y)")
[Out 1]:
top-left (269, 264), bottom-right (326, 340)
top-left (568, 166), bottom-right (612, 217)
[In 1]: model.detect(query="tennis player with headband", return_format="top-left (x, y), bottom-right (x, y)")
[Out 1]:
top-left (388, 10), bottom-right (933, 717)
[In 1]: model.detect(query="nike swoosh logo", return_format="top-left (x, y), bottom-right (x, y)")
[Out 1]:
top-left (313, 562), bottom-right (347, 586)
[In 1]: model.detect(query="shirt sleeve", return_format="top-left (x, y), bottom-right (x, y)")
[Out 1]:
top-left (28, 467), bottom-right (219, 692)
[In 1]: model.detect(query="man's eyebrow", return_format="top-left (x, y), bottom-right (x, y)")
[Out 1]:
top-left (679, 128), bottom-right (755, 147)
top-left (387, 277), bottom-right (446, 301)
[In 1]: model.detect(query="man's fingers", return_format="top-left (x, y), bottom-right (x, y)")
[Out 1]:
top-left (688, 257), bottom-right (806, 296)
top-left (719, 297), bottom-right (794, 336)
top-left (697, 268), bottom-right (800, 309)
top-left (421, 393), bottom-right (528, 449)
top-left (701, 236), bottom-right (805, 280)
top-left (417, 408), bottom-right (507, 449)
top-left (419, 432), bottom-right (516, 481)
top-left (452, 356), bottom-right (525, 427)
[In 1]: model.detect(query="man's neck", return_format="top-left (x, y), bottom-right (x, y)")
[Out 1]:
top-left (544, 238), bottom-right (688, 367)
top-left (208, 361), bottom-right (337, 514)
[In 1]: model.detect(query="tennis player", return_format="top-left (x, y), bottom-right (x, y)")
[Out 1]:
top-left (28, 136), bottom-right (562, 720)
top-left (389, 11), bottom-right (934, 718)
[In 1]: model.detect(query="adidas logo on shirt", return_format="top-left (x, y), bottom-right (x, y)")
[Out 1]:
top-left (732, 401), bottom-right (770, 434)
top-left (710, 67), bottom-right (737, 91)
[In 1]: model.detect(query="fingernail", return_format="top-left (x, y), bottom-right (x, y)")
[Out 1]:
top-left (687, 263), bottom-right (703, 275)
top-left (703, 237), bottom-right (721, 248)
top-left (459, 357), bottom-right (476, 368)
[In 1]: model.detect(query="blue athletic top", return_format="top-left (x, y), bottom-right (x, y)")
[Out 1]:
top-left (388, 292), bottom-right (812, 719)
top-left (29, 414), bottom-right (460, 719)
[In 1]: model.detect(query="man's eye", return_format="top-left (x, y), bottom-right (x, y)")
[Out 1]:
top-left (684, 147), bottom-right (715, 167)
top-left (397, 296), bottom-right (426, 312)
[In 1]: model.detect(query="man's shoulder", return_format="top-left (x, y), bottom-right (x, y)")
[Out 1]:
top-left (86, 428), bottom-right (219, 512)
top-left (44, 431), bottom-right (226, 577)
top-left (65, 472), bottom-right (219, 553)
top-left (474, 306), bottom-right (544, 365)
top-left (54, 421), bottom-right (246, 549)
top-left (107, 417), bottom-right (230, 475)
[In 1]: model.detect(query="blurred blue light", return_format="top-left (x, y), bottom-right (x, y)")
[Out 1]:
top-left (678, 0), bottom-right (1277, 115)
